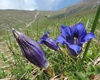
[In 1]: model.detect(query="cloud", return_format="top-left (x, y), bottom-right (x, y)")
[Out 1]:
top-left (0, 0), bottom-right (62, 10)
top-left (0, 0), bottom-right (37, 10)
top-left (35, 0), bottom-right (61, 10)
top-left (0, 0), bottom-right (80, 10)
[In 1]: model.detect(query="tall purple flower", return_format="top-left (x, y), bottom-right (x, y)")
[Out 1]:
top-left (12, 29), bottom-right (48, 68)
top-left (39, 31), bottom-right (59, 51)
top-left (56, 22), bottom-right (95, 57)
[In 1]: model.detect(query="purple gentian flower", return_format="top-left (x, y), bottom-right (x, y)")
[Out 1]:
top-left (39, 31), bottom-right (59, 51)
top-left (12, 29), bottom-right (48, 69)
top-left (56, 22), bottom-right (95, 57)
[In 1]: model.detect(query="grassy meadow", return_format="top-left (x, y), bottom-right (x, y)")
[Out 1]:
top-left (0, 4), bottom-right (100, 80)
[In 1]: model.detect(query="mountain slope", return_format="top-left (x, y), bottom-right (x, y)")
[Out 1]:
top-left (51, 0), bottom-right (100, 19)
top-left (0, 10), bottom-right (53, 29)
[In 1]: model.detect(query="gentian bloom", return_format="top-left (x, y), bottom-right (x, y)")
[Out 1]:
top-left (56, 22), bottom-right (95, 57)
top-left (12, 29), bottom-right (48, 68)
top-left (39, 31), bottom-right (59, 51)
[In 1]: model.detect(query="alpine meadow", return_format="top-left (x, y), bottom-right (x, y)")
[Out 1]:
top-left (0, 0), bottom-right (100, 80)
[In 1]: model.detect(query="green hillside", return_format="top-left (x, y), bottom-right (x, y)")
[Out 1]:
top-left (0, 0), bottom-right (99, 35)
top-left (50, 0), bottom-right (99, 19)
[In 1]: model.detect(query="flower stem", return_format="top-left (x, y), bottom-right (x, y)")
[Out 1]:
top-left (78, 5), bottom-right (100, 71)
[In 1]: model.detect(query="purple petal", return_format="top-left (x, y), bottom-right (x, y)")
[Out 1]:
top-left (39, 32), bottom-right (59, 51)
top-left (39, 31), bottom-right (50, 44)
top-left (20, 42), bottom-right (47, 68)
top-left (40, 31), bottom-right (50, 40)
top-left (72, 22), bottom-right (87, 38)
top-left (67, 44), bottom-right (81, 57)
top-left (56, 35), bottom-right (66, 44)
top-left (43, 37), bottom-right (59, 51)
top-left (82, 32), bottom-right (96, 42)
top-left (60, 25), bottom-right (72, 39)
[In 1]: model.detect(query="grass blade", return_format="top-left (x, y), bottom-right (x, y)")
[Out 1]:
top-left (79, 5), bottom-right (100, 71)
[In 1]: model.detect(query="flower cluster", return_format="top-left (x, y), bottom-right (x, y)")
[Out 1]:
top-left (12, 22), bottom-right (95, 68)
top-left (56, 22), bottom-right (95, 56)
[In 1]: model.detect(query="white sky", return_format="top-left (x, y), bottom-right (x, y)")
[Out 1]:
top-left (0, 0), bottom-right (81, 10)
top-left (0, 0), bottom-right (61, 10)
